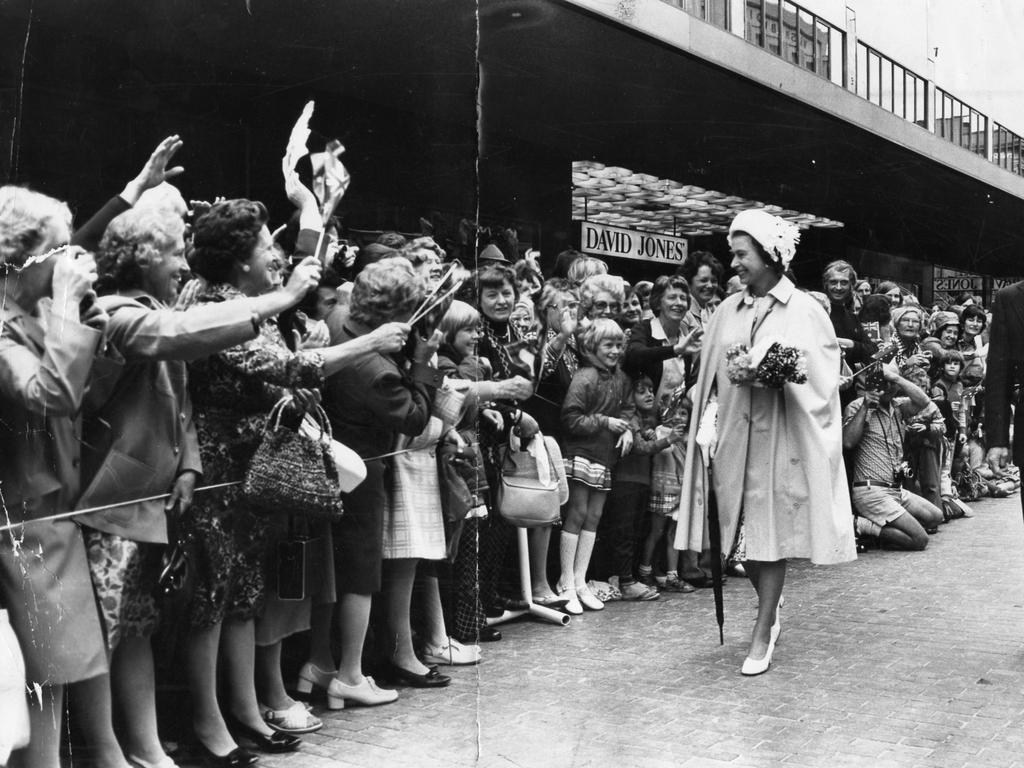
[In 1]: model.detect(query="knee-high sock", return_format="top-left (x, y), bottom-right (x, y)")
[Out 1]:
top-left (557, 531), bottom-right (579, 593)
top-left (574, 530), bottom-right (596, 590)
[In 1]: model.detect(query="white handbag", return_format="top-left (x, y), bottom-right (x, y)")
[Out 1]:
top-left (300, 406), bottom-right (367, 493)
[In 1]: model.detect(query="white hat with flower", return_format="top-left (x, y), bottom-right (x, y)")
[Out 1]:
top-left (728, 210), bottom-right (801, 271)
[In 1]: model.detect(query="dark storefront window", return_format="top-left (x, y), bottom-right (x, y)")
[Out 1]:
top-left (743, 0), bottom-right (841, 81)
top-left (935, 87), bottom-right (987, 156)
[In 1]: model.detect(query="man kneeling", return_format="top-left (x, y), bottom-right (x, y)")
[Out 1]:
top-left (843, 361), bottom-right (944, 550)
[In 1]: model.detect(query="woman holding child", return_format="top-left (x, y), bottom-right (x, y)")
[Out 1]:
top-left (677, 209), bottom-right (856, 676)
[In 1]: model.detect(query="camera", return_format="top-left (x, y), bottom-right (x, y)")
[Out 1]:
top-left (894, 460), bottom-right (914, 483)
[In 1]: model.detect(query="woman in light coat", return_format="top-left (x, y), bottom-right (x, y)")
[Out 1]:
top-left (676, 210), bottom-right (856, 676)
top-left (0, 186), bottom-right (120, 768)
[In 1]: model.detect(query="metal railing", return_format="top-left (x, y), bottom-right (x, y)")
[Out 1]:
top-left (743, 0), bottom-right (844, 85)
top-left (855, 41), bottom-right (928, 127)
top-left (935, 87), bottom-right (987, 156)
top-left (653, 0), bottom-right (1024, 177)
top-left (993, 123), bottom-right (1024, 176)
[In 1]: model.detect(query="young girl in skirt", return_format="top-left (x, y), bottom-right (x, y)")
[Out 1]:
top-left (557, 318), bottom-right (636, 614)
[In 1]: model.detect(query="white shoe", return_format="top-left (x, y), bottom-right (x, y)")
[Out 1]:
top-left (295, 661), bottom-right (337, 696)
top-left (326, 676), bottom-right (398, 709)
top-left (741, 635), bottom-right (777, 676)
top-left (576, 583), bottom-right (604, 611)
top-left (558, 587), bottom-right (583, 615)
top-left (422, 637), bottom-right (481, 666)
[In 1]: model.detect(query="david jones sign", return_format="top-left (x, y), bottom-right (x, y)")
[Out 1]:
top-left (580, 221), bottom-right (688, 265)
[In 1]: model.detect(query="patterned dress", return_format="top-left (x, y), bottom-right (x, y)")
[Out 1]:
top-left (185, 284), bottom-right (325, 629)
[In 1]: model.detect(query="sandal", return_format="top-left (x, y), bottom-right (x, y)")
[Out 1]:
top-left (261, 701), bottom-right (323, 734)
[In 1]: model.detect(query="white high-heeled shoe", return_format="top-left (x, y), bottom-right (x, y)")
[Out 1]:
top-left (294, 661), bottom-right (337, 696)
top-left (741, 634), bottom-right (776, 676)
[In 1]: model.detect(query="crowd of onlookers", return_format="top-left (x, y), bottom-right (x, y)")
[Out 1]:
top-left (0, 135), bottom-right (1016, 768)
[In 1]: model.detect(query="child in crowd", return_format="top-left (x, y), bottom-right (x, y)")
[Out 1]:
top-left (557, 319), bottom-right (635, 614)
top-left (901, 363), bottom-right (946, 511)
top-left (639, 389), bottom-right (694, 593)
top-left (601, 375), bottom-right (686, 601)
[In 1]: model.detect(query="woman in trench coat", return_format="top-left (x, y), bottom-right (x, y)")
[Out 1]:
top-left (675, 209), bottom-right (856, 676)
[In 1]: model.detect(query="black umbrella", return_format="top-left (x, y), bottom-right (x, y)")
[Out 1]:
top-left (706, 465), bottom-right (725, 645)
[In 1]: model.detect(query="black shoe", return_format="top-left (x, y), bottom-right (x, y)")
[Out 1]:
top-left (195, 744), bottom-right (259, 768)
top-left (228, 720), bottom-right (301, 753)
top-left (478, 626), bottom-right (502, 642)
top-left (386, 663), bottom-right (451, 688)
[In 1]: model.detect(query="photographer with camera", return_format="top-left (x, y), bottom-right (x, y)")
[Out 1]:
top-left (842, 361), bottom-right (944, 550)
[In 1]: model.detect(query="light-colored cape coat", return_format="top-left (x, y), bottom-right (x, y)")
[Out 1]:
top-left (674, 277), bottom-right (856, 565)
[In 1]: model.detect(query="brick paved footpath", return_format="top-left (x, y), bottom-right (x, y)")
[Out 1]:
top-left (247, 496), bottom-right (1024, 768)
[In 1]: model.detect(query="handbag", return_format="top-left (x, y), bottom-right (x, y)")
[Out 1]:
top-left (153, 501), bottom-right (195, 608)
top-left (244, 397), bottom-right (344, 521)
top-left (497, 432), bottom-right (562, 528)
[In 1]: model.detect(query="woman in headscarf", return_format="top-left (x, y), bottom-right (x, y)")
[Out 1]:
top-left (676, 209), bottom-right (856, 677)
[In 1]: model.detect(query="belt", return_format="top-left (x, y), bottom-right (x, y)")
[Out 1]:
top-left (852, 480), bottom-right (899, 489)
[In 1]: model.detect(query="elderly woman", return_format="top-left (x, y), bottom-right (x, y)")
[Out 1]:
top-left (891, 305), bottom-right (930, 369)
top-left (78, 197), bottom-right (327, 767)
top-left (320, 258), bottom-right (439, 707)
top-left (578, 273), bottom-right (625, 323)
top-left (183, 200), bottom-right (407, 765)
top-left (676, 209), bottom-right (856, 676)
top-left (0, 187), bottom-right (119, 768)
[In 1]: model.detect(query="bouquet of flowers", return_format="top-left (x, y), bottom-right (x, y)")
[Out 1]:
top-left (725, 338), bottom-right (807, 388)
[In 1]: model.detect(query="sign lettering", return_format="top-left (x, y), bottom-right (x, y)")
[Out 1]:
top-left (580, 221), bottom-right (688, 265)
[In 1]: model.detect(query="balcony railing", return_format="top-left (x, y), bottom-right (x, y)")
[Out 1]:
top-left (653, 0), bottom-right (1023, 178)
top-left (855, 42), bottom-right (927, 127)
top-left (993, 123), bottom-right (1024, 176)
top-left (743, 0), bottom-right (844, 85)
top-left (935, 87), bottom-right (987, 156)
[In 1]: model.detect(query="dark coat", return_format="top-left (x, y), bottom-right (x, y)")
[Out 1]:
top-left (323, 309), bottom-right (438, 459)
top-left (829, 300), bottom-right (876, 366)
top-left (984, 281), bottom-right (1024, 462)
top-left (623, 317), bottom-right (691, 394)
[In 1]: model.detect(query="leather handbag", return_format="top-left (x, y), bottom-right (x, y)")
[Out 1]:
top-left (244, 397), bottom-right (344, 521)
top-left (497, 433), bottom-right (563, 528)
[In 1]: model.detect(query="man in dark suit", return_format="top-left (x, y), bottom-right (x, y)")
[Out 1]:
top-left (984, 281), bottom-right (1024, 515)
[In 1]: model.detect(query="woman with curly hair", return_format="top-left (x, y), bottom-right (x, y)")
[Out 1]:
top-left (183, 199), bottom-right (409, 766)
top-left (319, 257), bottom-right (442, 705)
top-left (78, 196), bottom-right (331, 768)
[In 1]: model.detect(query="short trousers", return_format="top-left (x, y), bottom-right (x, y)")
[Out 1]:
top-left (851, 485), bottom-right (935, 528)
